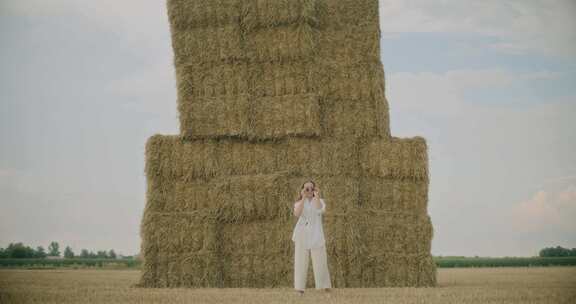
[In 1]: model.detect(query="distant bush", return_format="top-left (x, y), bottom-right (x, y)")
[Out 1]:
top-left (539, 246), bottom-right (576, 257)
top-left (434, 256), bottom-right (576, 267)
top-left (0, 258), bottom-right (141, 268)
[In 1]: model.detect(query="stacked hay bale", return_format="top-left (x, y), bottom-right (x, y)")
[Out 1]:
top-left (138, 0), bottom-right (436, 288)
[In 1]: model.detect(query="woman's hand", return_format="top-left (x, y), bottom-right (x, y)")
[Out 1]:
top-left (312, 187), bottom-right (322, 210)
top-left (294, 190), bottom-right (306, 217)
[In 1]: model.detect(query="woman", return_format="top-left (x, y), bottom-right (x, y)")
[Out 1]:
top-left (292, 180), bottom-right (332, 295)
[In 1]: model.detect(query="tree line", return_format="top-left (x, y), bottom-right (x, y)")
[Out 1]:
top-left (0, 241), bottom-right (126, 259)
top-left (2, 242), bottom-right (573, 259)
top-left (539, 246), bottom-right (576, 257)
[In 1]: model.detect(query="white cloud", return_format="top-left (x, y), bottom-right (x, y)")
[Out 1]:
top-left (445, 68), bottom-right (515, 90)
top-left (0, 168), bottom-right (19, 191)
top-left (511, 185), bottom-right (576, 233)
top-left (1, 0), bottom-right (70, 16)
top-left (379, 0), bottom-right (576, 57)
top-left (1, 0), bottom-right (169, 47)
top-left (2, 0), bottom-right (177, 116)
top-left (387, 71), bottom-right (463, 114)
top-left (386, 67), bottom-right (562, 114)
top-left (105, 56), bottom-right (178, 115)
top-left (541, 175), bottom-right (576, 186)
top-left (0, 168), bottom-right (17, 178)
top-left (6, 0), bottom-right (574, 57)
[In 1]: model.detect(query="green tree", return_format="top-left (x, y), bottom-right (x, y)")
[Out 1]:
top-left (48, 241), bottom-right (60, 257)
top-left (108, 249), bottom-right (117, 259)
top-left (539, 245), bottom-right (575, 257)
top-left (35, 246), bottom-right (47, 258)
top-left (7, 242), bottom-right (35, 258)
top-left (64, 246), bottom-right (75, 259)
top-left (96, 250), bottom-right (108, 259)
top-left (80, 249), bottom-right (90, 258)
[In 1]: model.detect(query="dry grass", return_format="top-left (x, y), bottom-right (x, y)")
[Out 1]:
top-left (1, 267), bottom-right (575, 303)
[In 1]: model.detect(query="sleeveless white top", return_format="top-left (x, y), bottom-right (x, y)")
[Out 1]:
top-left (291, 197), bottom-right (326, 249)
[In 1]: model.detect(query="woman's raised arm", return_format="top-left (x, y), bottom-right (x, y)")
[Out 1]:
top-left (293, 199), bottom-right (304, 217)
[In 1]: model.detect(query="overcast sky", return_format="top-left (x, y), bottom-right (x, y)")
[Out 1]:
top-left (1, 0), bottom-right (575, 257)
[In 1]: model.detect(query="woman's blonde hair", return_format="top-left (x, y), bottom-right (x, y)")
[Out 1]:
top-left (296, 180), bottom-right (316, 201)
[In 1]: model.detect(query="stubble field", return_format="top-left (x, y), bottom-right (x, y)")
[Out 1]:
top-left (0, 267), bottom-right (575, 303)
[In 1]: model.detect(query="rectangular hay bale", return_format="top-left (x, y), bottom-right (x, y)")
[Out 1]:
top-left (145, 135), bottom-right (362, 180)
top-left (283, 137), bottom-right (361, 177)
top-left (359, 136), bottom-right (429, 181)
top-left (249, 61), bottom-right (318, 97)
top-left (321, 95), bottom-right (382, 138)
top-left (359, 177), bottom-right (428, 214)
top-left (362, 213), bottom-right (433, 254)
top-left (317, 61), bottom-right (390, 138)
top-left (178, 92), bottom-right (322, 141)
top-left (167, 0), bottom-right (242, 30)
top-left (140, 212), bottom-right (218, 257)
top-left (170, 24), bottom-right (244, 67)
top-left (243, 23), bottom-right (319, 62)
top-left (240, 0), bottom-right (319, 62)
top-left (321, 0), bottom-right (379, 28)
top-left (175, 62), bottom-right (250, 99)
top-left (250, 93), bottom-right (321, 139)
top-left (337, 211), bottom-right (435, 287)
top-left (322, 61), bottom-right (386, 102)
top-left (240, 0), bottom-right (318, 31)
top-left (144, 168), bottom-right (294, 223)
top-left (317, 23), bottom-right (381, 65)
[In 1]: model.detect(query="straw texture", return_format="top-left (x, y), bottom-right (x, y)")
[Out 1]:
top-left (138, 0), bottom-right (436, 288)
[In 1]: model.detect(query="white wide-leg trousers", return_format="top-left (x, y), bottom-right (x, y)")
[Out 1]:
top-left (294, 239), bottom-right (332, 291)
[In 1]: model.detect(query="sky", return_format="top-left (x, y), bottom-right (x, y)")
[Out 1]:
top-left (0, 0), bottom-right (575, 257)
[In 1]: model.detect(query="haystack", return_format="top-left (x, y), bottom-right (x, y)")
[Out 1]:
top-left (138, 0), bottom-right (436, 288)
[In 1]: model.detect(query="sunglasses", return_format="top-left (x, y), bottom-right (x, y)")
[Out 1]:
top-left (304, 187), bottom-right (315, 192)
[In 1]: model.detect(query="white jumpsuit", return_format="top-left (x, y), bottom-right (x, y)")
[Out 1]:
top-left (292, 197), bottom-right (332, 291)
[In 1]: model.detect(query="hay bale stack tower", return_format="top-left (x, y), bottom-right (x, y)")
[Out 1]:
top-left (139, 0), bottom-right (437, 288)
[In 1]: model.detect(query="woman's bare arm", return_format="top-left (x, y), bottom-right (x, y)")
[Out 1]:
top-left (311, 188), bottom-right (323, 211)
top-left (313, 198), bottom-right (325, 214)
top-left (311, 196), bottom-right (321, 210)
top-left (293, 199), bottom-right (304, 217)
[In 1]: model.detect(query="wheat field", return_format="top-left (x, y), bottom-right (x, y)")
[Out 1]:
top-left (1, 267), bottom-right (575, 303)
